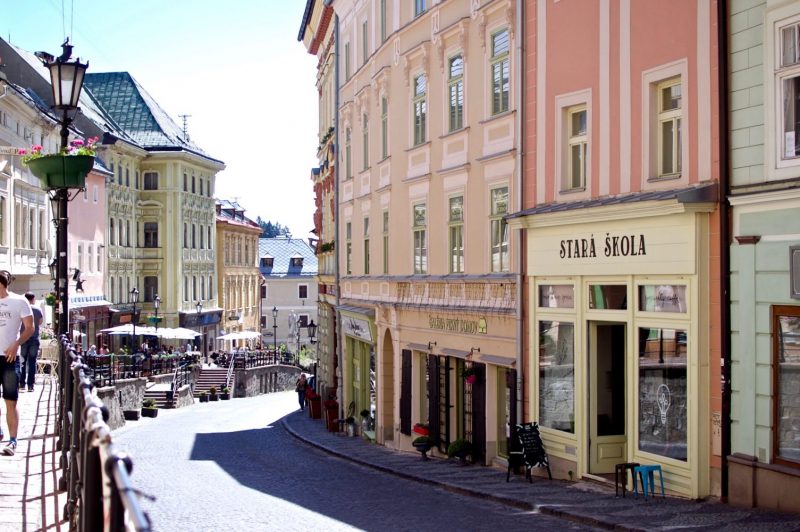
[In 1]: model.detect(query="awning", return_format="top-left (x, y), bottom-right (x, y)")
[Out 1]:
top-left (69, 295), bottom-right (112, 309)
top-left (478, 354), bottom-right (516, 368)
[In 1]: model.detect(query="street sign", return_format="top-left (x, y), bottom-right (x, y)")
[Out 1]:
top-left (0, 147), bottom-right (24, 156)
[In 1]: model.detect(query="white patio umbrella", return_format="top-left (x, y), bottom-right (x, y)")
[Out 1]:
top-left (216, 332), bottom-right (242, 340)
top-left (158, 327), bottom-right (200, 340)
top-left (238, 331), bottom-right (261, 339)
top-left (99, 324), bottom-right (159, 336)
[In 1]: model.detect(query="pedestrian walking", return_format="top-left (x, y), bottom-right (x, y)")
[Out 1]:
top-left (0, 272), bottom-right (33, 455)
top-left (295, 374), bottom-right (308, 411)
top-left (20, 292), bottom-right (42, 393)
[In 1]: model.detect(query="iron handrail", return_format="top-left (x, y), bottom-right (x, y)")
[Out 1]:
top-left (225, 353), bottom-right (235, 392)
top-left (60, 337), bottom-right (152, 531)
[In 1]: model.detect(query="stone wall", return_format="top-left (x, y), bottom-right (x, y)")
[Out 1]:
top-left (233, 365), bottom-right (302, 398)
top-left (96, 377), bottom-right (148, 430)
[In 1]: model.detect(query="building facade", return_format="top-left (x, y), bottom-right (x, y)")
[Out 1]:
top-left (329, 0), bottom-right (520, 462)
top-left (259, 236), bottom-right (319, 354)
top-left (300, 0), bottom-right (340, 400)
top-left (215, 199), bottom-right (262, 348)
top-left (727, 0), bottom-right (800, 512)
top-left (508, 0), bottom-right (721, 499)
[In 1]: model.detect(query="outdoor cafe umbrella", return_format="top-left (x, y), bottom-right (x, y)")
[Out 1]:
top-left (158, 327), bottom-right (200, 340)
top-left (99, 324), bottom-right (159, 336)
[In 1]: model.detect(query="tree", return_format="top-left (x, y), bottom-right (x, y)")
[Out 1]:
top-left (255, 217), bottom-right (290, 238)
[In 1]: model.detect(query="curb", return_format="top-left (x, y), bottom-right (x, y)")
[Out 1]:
top-left (282, 417), bottom-right (651, 531)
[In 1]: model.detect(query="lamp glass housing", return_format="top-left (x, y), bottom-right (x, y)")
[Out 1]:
top-left (48, 59), bottom-right (88, 109)
top-left (154, 295), bottom-right (160, 310)
top-left (272, 306), bottom-right (278, 318)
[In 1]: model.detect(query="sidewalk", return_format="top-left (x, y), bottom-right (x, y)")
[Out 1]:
top-left (283, 411), bottom-right (800, 531)
top-left (0, 374), bottom-right (66, 531)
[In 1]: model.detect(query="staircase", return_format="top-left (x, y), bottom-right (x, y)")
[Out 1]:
top-left (194, 368), bottom-right (228, 397)
top-left (144, 384), bottom-right (174, 409)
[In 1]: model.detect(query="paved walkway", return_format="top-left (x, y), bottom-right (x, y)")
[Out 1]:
top-left (0, 374), bottom-right (66, 532)
top-left (283, 411), bottom-right (800, 531)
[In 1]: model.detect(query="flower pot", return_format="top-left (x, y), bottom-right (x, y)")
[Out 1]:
top-left (465, 374), bottom-right (477, 385)
top-left (308, 397), bottom-right (322, 419)
top-left (209, 394), bottom-right (219, 401)
top-left (199, 395), bottom-right (209, 403)
top-left (26, 155), bottom-right (94, 190)
top-left (220, 393), bottom-right (230, 400)
top-left (413, 441), bottom-right (434, 461)
top-left (413, 425), bottom-right (430, 436)
top-left (123, 409), bottom-right (140, 421)
top-left (346, 423), bottom-right (356, 437)
top-left (141, 407), bottom-right (158, 418)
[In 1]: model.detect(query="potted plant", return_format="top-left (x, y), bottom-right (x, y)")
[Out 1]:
top-left (447, 439), bottom-right (473, 465)
top-left (220, 386), bottom-right (231, 400)
top-left (462, 365), bottom-right (479, 385)
top-left (198, 391), bottom-right (209, 403)
top-left (307, 391), bottom-right (322, 419)
top-left (345, 416), bottom-right (357, 437)
top-left (413, 423), bottom-right (430, 436)
top-left (45, 292), bottom-right (57, 307)
top-left (360, 409), bottom-right (372, 435)
top-left (141, 398), bottom-right (158, 418)
top-left (22, 137), bottom-right (98, 190)
top-left (209, 387), bottom-right (219, 401)
top-left (324, 397), bottom-right (339, 432)
top-left (412, 436), bottom-right (435, 461)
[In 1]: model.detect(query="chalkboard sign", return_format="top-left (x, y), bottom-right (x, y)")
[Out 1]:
top-left (507, 422), bottom-right (552, 481)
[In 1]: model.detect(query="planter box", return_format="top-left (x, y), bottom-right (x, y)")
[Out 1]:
top-left (209, 395), bottom-right (219, 401)
top-left (141, 408), bottom-right (158, 418)
top-left (308, 397), bottom-right (322, 419)
top-left (26, 155), bottom-right (94, 190)
top-left (198, 395), bottom-right (209, 403)
top-left (123, 410), bottom-right (140, 421)
top-left (220, 393), bottom-right (230, 400)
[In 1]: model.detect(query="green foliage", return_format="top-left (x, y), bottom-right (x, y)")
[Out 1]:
top-left (413, 436), bottom-right (432, 446)
top-left (447, 439), bottom-right (472, 458)
top-left (209, 387), bottom-right (217, 395)
top-left (360, 409), bottom-right (371, 418)
top-left (255, 217), bottom-right (291, 238)
top-left (222, 387), bottom-right (230, 394)
top-left (142, 399), bottom-right (157, 409)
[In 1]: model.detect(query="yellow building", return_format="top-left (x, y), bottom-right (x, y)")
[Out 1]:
top-left (327, 0), bottom-right (520, 462)
top-left (215, 200), bottom-right (262, 347)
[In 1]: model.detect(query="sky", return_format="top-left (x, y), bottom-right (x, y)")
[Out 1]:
top-left (1, 0), bottom-right (319, 240)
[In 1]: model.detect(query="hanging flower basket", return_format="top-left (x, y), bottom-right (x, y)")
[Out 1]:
top-left (26, 155), bottom-right (94, 190)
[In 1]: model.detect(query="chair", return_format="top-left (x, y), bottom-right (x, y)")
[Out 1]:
top-left (37, 344), bottom-right (60, 380)
top-left (633, 464), bottom-right (664, 498)
top-left (614, 462), bottom-right (639, 497)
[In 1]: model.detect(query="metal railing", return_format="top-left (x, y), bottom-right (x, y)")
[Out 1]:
top-left (84, 353), bottom-right (199, 388)
top-left (60, 337), bottom-right (152, 531)
top-left (170, 361), bottom-right (193, 402)
top-left (224, 353), bottom-right (235, 392)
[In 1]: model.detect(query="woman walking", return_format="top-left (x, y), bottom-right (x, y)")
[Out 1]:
top-left (295, 374), bottom-right (308, 411)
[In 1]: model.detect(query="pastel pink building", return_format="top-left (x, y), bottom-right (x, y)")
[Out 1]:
top-left (67, 166), bottom-right (110, 346)
top-left (508, 0), bottom-right (722, 499)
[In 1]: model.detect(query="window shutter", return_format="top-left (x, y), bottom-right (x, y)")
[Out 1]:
top-left (400, 349), bottom-right (412, 435)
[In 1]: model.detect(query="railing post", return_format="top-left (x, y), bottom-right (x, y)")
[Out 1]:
top-left (65, 363), bottom-right (84, 523)
top-left (79, 429), bottom-right (103, 531)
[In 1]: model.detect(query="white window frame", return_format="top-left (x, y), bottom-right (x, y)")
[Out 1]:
top-left (555, 89), bottom-right (592, 201)
top-left (489, 186), bottom-right (509, 273)
top-left (363, 216), bottom-right (370, 275)
top-left (412, 202), bottom-right (427, 274)
top-left (489, 27), bottom-right (510, 116)
top-left (412, 73), bottom-right (427, 146)
top-left (381, 97), bottom-right (389, 159)
top-left (448, 54), bottom-right (465, 132)
top-left (767, 7), bottom-right (800, 179)
top-left (566, 105), bottom-right (588, 191)
top-left (448, 195), bottom-right (464, 273)
top-left (346, 221), bottom-right (352, 275)
top-left (656, 78), bottom-right (682, 179)
top-left (345, 127), bottom-right (352, 179)
top-left (641, 60), bottom-right (688, 189)
top-left (362, 113), bottom-right (369, 170)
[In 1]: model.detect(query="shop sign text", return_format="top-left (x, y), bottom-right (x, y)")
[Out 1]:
top-left (560, 233), bottom-right (647, 259)
top-left (429, 315), bottom-right (487, 335)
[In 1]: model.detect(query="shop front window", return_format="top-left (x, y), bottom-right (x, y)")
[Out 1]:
top-left (538, 285), bottom-right (575, 308)
top-left (589, 284), bottom-right (627, 310)
top-left (539, 321), bottom-right (574, 433)
top-left (638, 327), bottom-right (688, 461)
top-left (774, 306), bottom-right (800, 466)
top-left (638, 285), bottom-right (687, 313)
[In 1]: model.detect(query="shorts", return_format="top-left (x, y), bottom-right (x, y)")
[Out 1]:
top-left (0, 356), bottom-right (18, 401)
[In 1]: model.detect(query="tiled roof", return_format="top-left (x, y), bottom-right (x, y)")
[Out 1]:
top-left (83, 72), bottom-right (222, 163)
top-left (506, 182), bottom-right (719, 219)
top-left (216, 199), bottom-right (260, 229)
top-left (259, 237), bottom-right (318, 278)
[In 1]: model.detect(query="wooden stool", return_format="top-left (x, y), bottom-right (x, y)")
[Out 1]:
top-left (614, 462), bottom-right (640, 497)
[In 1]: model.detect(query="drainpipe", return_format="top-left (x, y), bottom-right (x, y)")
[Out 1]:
top-left (717, 0), bottom-right (731, 502)
top-left (514, 0), bottom-right (525, 424)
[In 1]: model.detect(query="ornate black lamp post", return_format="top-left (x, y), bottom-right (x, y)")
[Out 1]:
top-left (129, 287), bottom-right (139, 350)
top-left (153, 294), bottom-right (161, 335)
top-left (272, 306), bottom-right (278, 363)
top-left (38, 39), bottom-right (89, 513)
top-left (307, 320), bottom-right (317, 391)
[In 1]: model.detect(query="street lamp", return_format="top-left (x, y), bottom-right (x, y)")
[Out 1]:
top-left (40, 40), bottom-right (88, 501)
top-left (272, 306), bottom-right (278, 363)
top-left (153, 294), bottom-right (161, 335)
top-left (307, 320), bottom-right (317, 392)
top-left (196, 300), bottom-right (204, 364)
top-left (129, 287), bottom-right (139, 351)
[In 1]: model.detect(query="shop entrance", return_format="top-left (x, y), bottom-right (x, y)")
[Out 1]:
top-left (588, 322), bottom-right (627, 474)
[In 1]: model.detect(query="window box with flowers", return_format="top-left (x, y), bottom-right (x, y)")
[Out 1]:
top-left (462, 365), bottom-right (479, 385)
top-left (22, 137), bottom-right (98, 190)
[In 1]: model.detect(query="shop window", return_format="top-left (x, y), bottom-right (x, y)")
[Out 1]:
top-left (638, 327), bottom-right (688, 461)
top-left (773, 305), bottom-right (800, 466)
top-left (638, 285), bottom-right (687, 313)
top-left (589, 284), bottom-right (627, 310)
top-left (538, 285), bottom-right (575, 309)
top-left (539, 321), bottom-right (574, 433)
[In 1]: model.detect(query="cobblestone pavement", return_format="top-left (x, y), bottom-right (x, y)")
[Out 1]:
top-left (112, 391), bottom-right (594, 531)
top-left (284, 410), bottom-right (800, 532)
top-left (0, 374), bottom-right (66, 532)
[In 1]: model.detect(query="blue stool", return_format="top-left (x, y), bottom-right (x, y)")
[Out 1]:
top-left (633, 464), bottom-right (664, 498)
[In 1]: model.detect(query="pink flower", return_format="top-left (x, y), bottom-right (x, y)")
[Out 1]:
top-left (19, 149), bottom-right (26, 155)
top-left (31, 145), bottom-right (43, 153)
top-left (70, 139), bottom-right (84, 147)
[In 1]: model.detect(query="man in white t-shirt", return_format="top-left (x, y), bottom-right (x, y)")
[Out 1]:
top-left (0, 272), bottom-right (33, 456)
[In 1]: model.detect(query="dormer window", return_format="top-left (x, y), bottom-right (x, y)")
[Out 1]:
top-left (291, 255), bottom-right (304, 268)
top-left (261, 256), bottom-right (274, 268)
